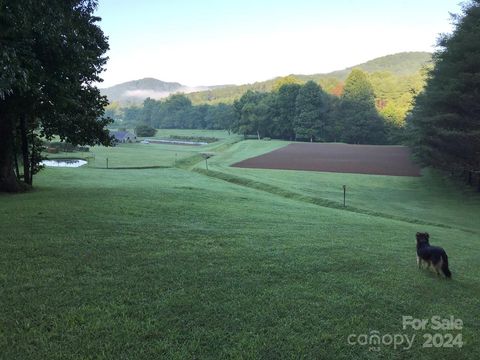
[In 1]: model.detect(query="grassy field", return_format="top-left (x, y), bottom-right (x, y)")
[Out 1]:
top-left (44, 130), bottom-right (241, 169)
top-left (206, 140), bottom-right (480, 233)
top-left (1, 135), bottom-right (479, 359)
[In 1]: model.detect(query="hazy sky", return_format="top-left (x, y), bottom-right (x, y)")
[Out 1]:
top-left (95, 0), bottom-right (462, 87)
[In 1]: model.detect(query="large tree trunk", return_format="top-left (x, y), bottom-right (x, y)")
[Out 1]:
top-left (0, 114), bottom-right (22, 192)
top-left (13, 131), bottom-right (20, 181)
top-left (20, 114), bottom-right (31, 185)
top-left (29, 129), bottom-right (35, 185)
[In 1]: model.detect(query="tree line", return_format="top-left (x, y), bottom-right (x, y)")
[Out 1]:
top-left (107, 96), bottom-right (235, 132)
top-left (113, 69), bottom-right (401, 144)
top-left (231, 70), bottom-right (388, 144)
top-left (185, 52), bottom-right (430, 130)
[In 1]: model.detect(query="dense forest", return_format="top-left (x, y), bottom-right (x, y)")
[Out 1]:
top-left (107, 66), bottom-right (419, 144)
top-left (106, 96), bottom-right (235, 132)
top-left (231, 71), bottom-right (387, 143)
top-left (105, 52), bottom-right (430, 144)
top-left (181, 51), bottom-right (430, 127)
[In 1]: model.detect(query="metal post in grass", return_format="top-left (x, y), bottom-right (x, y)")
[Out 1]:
top-left (201, 153), bottom-right (213, 171)
top-left (106, 157), bottom-right (109, 169)
top-left (343, 185), bottom-right (346, 207)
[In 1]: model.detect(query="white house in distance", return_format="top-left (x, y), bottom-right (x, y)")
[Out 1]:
top-left (110, 130), bottom-right (137, 143)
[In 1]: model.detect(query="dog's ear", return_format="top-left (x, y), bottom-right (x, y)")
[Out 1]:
top-left (425, 232), bottom-right (429, 239)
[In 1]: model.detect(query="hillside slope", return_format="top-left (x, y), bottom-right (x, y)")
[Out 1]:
top-left (302, 51), bottom-right (432, 81)
top-left (187, 51), bottom-right (432, 104)
top-left (102, 52), bottom-right (432, 106)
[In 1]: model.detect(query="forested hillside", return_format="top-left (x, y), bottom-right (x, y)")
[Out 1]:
top-left (106, 52), bottom-right (432, 144)
top-left (188, 52), bottom-right (429, 97)
top-left (186, 52), bottom-right (431, 125)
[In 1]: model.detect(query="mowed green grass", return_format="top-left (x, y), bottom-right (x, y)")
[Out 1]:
top-left (44, 130), bottom-right (241, 169)
top-left (207, 140), bottom-right (480, 233)
top-left (1, 138), bottom-right (479, 359)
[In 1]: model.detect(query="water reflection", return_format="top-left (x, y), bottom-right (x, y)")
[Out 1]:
top-left (41, 159), bottom-right (87, 168)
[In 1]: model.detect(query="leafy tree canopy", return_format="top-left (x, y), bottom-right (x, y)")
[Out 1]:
top-left (0, 0), bottom-right (111, 192)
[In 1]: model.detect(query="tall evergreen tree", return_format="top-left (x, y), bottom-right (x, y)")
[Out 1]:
top-left (408, 1), bottom-right (480, 174)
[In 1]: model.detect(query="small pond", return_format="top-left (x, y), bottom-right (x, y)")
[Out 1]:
top-left (146, 139), bottom-right (208, 146)
top-left (41, 159), bottom-right (87, 168)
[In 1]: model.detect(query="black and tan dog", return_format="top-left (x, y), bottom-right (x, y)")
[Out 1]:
top-left (416, 232), bottom-right (452, 278)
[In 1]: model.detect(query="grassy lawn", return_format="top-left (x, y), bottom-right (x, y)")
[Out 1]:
top-left (43, 130), bottom-right (242, 169)
top-left (207, 140), bottom-right (480, 233)
top-left (1, 138), bottom-right (479, 359)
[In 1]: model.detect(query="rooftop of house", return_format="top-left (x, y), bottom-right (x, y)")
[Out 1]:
top-left (110, 131), bottom-right (136, 140)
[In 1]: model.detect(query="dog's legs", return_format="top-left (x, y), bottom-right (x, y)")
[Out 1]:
top-left (417, 257), bottom-right (427, 269)
top-left (436, 258), bottom-right (443, 277)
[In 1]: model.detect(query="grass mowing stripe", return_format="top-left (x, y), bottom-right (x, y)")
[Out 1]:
top-left (175, 138), bottom-right (244, 170)
top-left (194, 168), bottom-right (474, 233)
top-left (203, 140), bottom-right (480, 233)
top-left (175, 154), bottom-right (205, 170)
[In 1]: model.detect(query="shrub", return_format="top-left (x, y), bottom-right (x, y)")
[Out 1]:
top-left (168, 135), bottom-right (217, 143)
top-left (45, 142), bottom-right (89, 152)
top-left (135, 124), bottom-right (157, 137)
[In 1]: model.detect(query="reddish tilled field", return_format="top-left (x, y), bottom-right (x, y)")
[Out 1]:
top-left (232, 143), bottom-right (421, 176)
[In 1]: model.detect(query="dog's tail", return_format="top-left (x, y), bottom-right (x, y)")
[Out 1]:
top-left (442, 253), bottom-right (452, 278)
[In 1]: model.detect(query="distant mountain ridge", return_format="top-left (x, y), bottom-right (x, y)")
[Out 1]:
top-left (102, 52), bottom-right (432, 105)
top-left (186, 51), bottom-right (432, 104)
top-left (100, 78), bottom-right (212, 105)
top-left (296, 51), bottom-right (432, 82)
